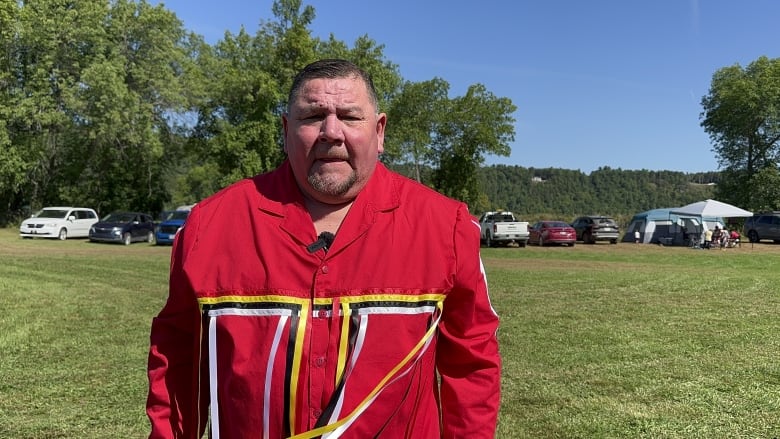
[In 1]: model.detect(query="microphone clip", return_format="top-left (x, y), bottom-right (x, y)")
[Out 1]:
top-left (307, 231), bottom-right (335, 253)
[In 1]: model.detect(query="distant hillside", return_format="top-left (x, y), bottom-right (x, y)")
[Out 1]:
top-left (388, 163), bottom-right (718, 221)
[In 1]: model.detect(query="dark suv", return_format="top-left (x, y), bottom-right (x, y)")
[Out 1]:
top-left (571, 215), bottom-right (620, 244)
top-left (89, 211), bottom-right (156, 245)
top-left (743, 212), bottom-right (780, 243)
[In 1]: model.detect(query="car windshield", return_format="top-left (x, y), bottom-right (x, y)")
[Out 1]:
top-left (35, 209), bottom-right (70, 219)
top-left (102, 213), bottom-right (136, 223)
top-left (597, 218), bottom-right (616, 225)
top-left (168, 210), bottom-right (190, 220)
top-left (158, 211), bottom-right (174, 221)
top-left (547, 222), bottom-right (570, 228)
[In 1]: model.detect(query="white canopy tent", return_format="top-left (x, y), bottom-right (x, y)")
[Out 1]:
top-left (671, 199), bottom-right (753, 218)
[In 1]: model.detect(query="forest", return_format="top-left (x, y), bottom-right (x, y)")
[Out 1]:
top-left (393, 163), bottom-right (718, 224)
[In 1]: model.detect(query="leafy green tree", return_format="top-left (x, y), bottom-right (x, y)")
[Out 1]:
top-left (0, 1), bottom-right (27, 223)
top-left (432, 84), bottom-right (516, 209)
top-left (5, 0), bottom-right (89, 212)
top-left (72, 0), bottom-right (193, 213)
top-left (745, 166), bottom-right (780, 212)
top-left (0, 0), bottom-right (198, 220)
top-left (384, 78), bottom-right (449, 181)
top-left (189, 27), bottom-right (286, 190)
top-left (701, 56), bottom-right (780, 211)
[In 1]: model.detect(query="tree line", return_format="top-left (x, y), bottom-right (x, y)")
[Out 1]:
top-left (392, 163), bottom-right (717, 225)
top-left (2, 0), bottom-right (778, 227)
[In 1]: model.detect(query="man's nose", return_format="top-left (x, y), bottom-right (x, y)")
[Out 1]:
top-left (319, 114), bottom-right (344, 142)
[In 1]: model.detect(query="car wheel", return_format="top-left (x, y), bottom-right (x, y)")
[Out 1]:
top-left (748, 230), bottom-right (759, 243)
top-left (146, 231), bottom-right (155, 244)
top-left (518, 240), bottom-right (527, 248)
top-left (486, 235), bottom-right (493, 248)
top-left (538, 236), bottom-right (544, 246)
top-left (569, 242), bottom-right (575, 247)
top-left (58, 228), bottom-right (67, 240)
top-left (610, 239), bottom-right (618, 244)
top-left (123, 232), bottom-right (132, 245)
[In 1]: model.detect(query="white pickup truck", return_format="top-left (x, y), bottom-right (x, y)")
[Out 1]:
top-left (478, 211), bottom-right (530, 248)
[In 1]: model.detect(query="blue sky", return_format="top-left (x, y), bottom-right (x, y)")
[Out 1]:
top-left (151, 0), bottom-right (780, 174)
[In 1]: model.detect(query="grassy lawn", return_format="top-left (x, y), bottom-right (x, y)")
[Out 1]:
top-left (1, 228), bottom-right (778, 438)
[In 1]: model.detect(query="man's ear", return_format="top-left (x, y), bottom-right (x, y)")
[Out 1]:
top-left (376, 112), bottom-right (387, 154)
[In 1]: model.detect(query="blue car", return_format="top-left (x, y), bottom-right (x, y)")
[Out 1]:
top-left (155, 210), bottom-right (191, 245)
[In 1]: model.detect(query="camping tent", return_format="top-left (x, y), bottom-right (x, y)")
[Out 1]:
top-left (623, 208), bottom-right (724, 245)
top-left (671, 199), bottom-right (753, 219)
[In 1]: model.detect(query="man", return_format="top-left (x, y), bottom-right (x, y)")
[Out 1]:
top-left (146, 59), bottom-right (501, 438)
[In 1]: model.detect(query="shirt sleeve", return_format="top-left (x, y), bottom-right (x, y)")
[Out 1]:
top-left (436, 204), bottom-right (502, 438)
top-left (146, 221), bottom-right (209, 439)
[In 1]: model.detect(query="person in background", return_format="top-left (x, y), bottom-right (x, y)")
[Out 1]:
top-left (712, 226), bottom-right (723, 249)
top-left (145, 59), bottom-right (501, 439)
top-left (730, 229), bottom-right (741, 247)
top-left (719, 227), bottom-right (730, 248)
top-left (704, 227), bottom-right (714, 249)
top-left (634, 229), bottom-right (641, 243)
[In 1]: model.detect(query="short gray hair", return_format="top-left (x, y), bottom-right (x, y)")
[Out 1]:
top-left (287, 59), bottom-right (379, 111)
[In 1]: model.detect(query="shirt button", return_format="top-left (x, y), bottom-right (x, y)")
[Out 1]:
top-left (312, 409), bottom-right (322, 418)
top-left (321, 265), bottom-right (329, 274)
top-left (314, 357), bottom-right (325, 367)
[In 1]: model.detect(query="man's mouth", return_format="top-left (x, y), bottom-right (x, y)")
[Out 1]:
top-left (317, 157), bottom-right (348, 163)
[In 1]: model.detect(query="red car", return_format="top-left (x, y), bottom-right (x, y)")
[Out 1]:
top-left (529, 221), bottom-right (576, 247)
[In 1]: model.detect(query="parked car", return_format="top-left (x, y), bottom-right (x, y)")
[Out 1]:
top-left (743, 211), bottom-right (780, 243)
top-left (89, 212), bottom-right (156, 245)
top-left (571, 215), bottom-right (620, 244)
top-left (529, 221), bottom-right (577, 246)
top-left (19, 207), bottom-right (99, 240)
top-left (155, 209), bottom-right (191, 245)
top-left (478, 211), bottom-right (530, 247)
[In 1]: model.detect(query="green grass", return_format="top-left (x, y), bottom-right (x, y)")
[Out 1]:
top-left (0, 230), bottom-right (170, 438)
top-left (1, 229), bottom-right (779, 438)
top-left (490, 243), bottom-right (780, 438)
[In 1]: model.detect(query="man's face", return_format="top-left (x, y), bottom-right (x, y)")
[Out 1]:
top-left (283, 76), bottom-right (386, 205)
